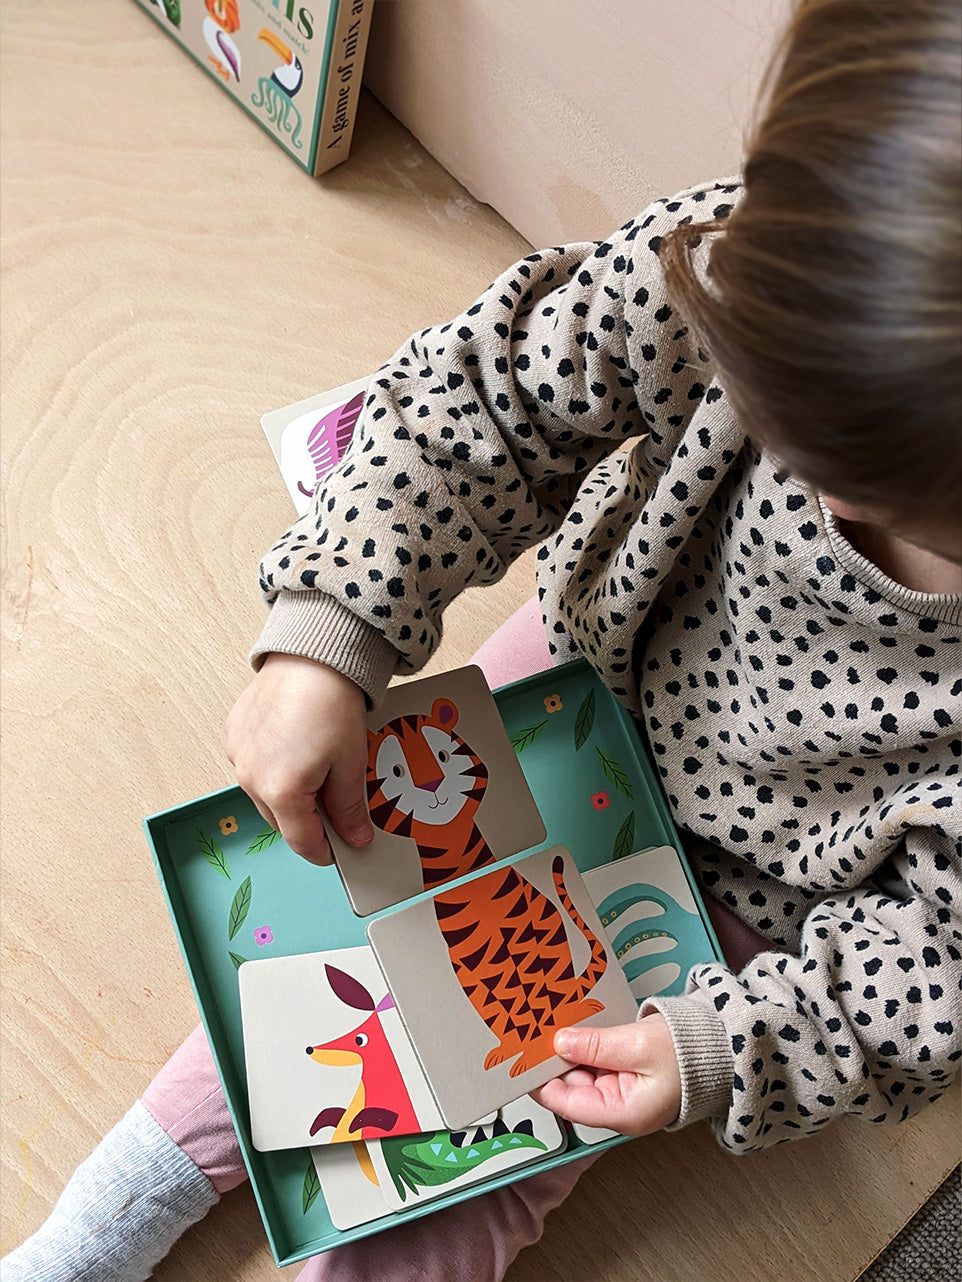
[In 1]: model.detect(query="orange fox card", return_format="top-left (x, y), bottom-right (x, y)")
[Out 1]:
top-left (239, 946), bottom-right (443, 1152)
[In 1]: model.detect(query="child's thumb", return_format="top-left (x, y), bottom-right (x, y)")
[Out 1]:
top-left (323, 758), bottom-right (374, 848)
top-left (553, 1023), bottom-right (642, 1071)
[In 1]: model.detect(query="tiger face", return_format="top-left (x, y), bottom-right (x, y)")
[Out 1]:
top-left (367, 698), bottom-right (489, 832)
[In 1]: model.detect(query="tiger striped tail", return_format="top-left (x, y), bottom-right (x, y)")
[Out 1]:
top-left (551, 854), bottom-right (608, 997)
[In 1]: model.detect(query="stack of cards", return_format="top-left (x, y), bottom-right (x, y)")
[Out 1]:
top-left (237, 665), bottom-right (646, 1225)
top-left (240, 943), bottom-right (570, 1229)
top-left (313, 1094), bottom-right (568, 1230)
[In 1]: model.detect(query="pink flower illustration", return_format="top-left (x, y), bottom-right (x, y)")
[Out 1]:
top-left (591, 792), bottom-right (610, 811)
top-left (253, 925), bottom-right (274, 947)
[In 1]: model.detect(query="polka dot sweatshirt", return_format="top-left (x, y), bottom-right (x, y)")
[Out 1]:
top-left (255, 178), bottom-right (961, 1153)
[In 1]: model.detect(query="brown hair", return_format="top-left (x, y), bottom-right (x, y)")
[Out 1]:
top-left (661, 0), bottom-right (962, 531)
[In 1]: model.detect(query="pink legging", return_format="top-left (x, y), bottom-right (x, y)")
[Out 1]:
top-left (142, 598), bottom-right (765, 1280)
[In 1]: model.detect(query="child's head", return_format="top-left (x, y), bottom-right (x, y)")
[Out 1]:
top-left (663, 0), bottom-right (961, 560)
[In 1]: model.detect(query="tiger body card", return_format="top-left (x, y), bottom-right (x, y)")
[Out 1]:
top-left (367, 844), bottom-right (638, 1128)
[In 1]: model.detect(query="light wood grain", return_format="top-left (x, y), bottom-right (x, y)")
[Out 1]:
top-left (1, 5), bottom-right (958, 1280)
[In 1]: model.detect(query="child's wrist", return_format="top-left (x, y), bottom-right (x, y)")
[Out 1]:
top-left (250, 590), bottom-right (398, 703)
top-left (640, 994), bottom-right (734, 1128)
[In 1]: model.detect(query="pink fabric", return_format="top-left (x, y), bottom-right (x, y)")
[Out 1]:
top-left (704, 895), bottom-right (772, 974)
top-left (141, 597), bottom-right (765, 1275)
top-left (294, 1154), bottom-right (594, 1282)
top-left (470, 595), bottom-right (553, 687)
top-left (141, 1024), bottom-right (249, 1194)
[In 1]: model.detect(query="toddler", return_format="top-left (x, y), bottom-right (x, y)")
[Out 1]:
top-left (6, 0), bottom-right (959, 1277)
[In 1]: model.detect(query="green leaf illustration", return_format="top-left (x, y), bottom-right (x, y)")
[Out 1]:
top-left (612, 810), bottom-right (636, 861)
top-left (595, 748), bottom-right (635, 800)
top-left (246, 826), bottom-right (282, 855)
top-left (228, 951), bottom-right (247, 970)
top-left (510, 720), bottom-right (548, 753)
top-left (573, 688), bottom-right (596, 750)
top-left (302, 1158), bottom-right (321, 1214)
top-left (196, 828), bottom-right (230, 879)
top-left (228, 876), bottom-right (252, 941)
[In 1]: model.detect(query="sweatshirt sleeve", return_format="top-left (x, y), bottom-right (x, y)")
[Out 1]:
top-left (644, 811), bottom-right (962, 1151)
top-left (253, 181), bottom-right (740, 701)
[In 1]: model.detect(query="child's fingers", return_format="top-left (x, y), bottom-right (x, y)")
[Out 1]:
top-left (535, 1067), bottom-right (678, 1135)
top-left (264, 789), bottom-right (333, 866)
top-left (322, 750), bottom-right (374, 849)
top-left (249, 797), bottom-right (279, 836)
top-left (531, 1076), bottom-right (628, 1132)
top-left (553, 1067), bottom-right (598, 1089)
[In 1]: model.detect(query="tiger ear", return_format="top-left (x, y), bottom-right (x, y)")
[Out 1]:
top-left (430, 697), bottom-right (459, 731)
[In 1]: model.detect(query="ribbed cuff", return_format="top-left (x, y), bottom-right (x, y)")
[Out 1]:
top-left (250, 591), bottom-right (399, 706)
top-left (640, 994), bottom-right (733, 1129)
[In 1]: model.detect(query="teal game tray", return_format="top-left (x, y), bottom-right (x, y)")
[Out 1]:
top-left (145, 658), bottom-right (721, 1267)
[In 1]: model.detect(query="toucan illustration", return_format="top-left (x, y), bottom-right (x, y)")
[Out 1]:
top-left (258, 28), bottom-right (304, 98)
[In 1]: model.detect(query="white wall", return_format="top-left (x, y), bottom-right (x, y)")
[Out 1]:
top-left (364, 0), bottom-right (790, 246)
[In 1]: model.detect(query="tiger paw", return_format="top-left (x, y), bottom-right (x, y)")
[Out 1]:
top-left (484, 1040), bottom-right (523, 1071)
top-left (555, 998), bottom-right (605, 1026)
top-left (507, 1035), bottom-right (557, 1078)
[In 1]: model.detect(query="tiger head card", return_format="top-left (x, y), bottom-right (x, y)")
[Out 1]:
top-left (328, 666), bottom-right (547, 917)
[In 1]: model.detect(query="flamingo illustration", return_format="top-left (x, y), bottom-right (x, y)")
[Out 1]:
top-left (203, 0), bottom-right (242, 82)
top-left (306, 964), bottom-right (421, 1144)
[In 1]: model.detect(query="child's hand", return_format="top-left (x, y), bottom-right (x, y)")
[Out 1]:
top-left (226, 653), bottom-right (373, 866)
top-left (530, 1012), bottom-right (682, 1136)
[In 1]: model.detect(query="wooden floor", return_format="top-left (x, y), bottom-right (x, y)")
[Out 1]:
top-left (1, 4), bottom-right (958, 1279)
